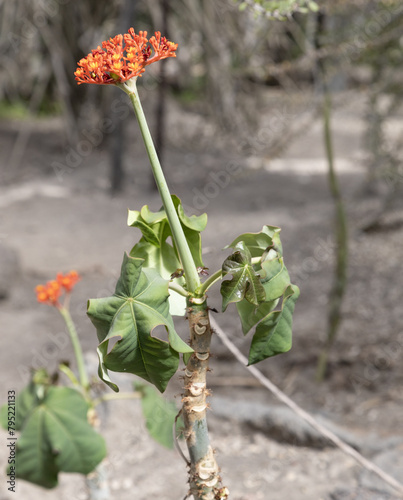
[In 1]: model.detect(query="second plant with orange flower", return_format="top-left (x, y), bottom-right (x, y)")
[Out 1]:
top-left (35, 270), bottom-right (80, 307)
top-left (2, 266), bottom-right (180, 495)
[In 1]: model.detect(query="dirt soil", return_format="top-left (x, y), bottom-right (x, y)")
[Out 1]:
top-left (1, 92), bottom-right (403, 500)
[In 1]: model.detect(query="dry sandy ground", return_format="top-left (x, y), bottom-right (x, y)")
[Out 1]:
top-left (1, 94), bottom-right (403, 500)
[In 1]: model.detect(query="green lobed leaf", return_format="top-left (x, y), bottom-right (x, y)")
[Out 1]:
top-left (128, 195), bottom-right (207, 316)
top-left (135, 382), bottom-right (181, 449)
top-left (235, 243), bottom-right (290, 335)
top-left (221, 242), bottom-right (266, 311)
top-left (2, 383), bottom-right (106, 488)
top-left (223, 226), bottom-right (299, 364)
top-left (87, 253), bottom-right (193, 393)
top-left (225, 225), bottom-right (283, 258)
top-left (129, 218), bottom-right (160, 246)
top-left (1, 384), bottom-right (37, 431)
top-left (248, 285), bottom-right (300, 365)
top-left (176, 200), bottom-right (208, 232)
top-left (130, 239), bottom-right (185, 316)
top-left (260, 256), bottom-right (291, 302)
top-left (140, 205), bottom-right (166, 225)
top-left (223, 226), bottom-right (291, 319)
top-left (236, 298), bottom-right (279, 335)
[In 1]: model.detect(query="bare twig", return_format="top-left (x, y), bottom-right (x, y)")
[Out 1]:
top-left (211, 316), bottom-right (403, 498)
top-left (174, 409), bottom-right (190, 466)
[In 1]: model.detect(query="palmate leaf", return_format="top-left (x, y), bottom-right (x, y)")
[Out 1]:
top-left (1, 384), bottom-right (36, 431)
top-left (1, 383), bottom-right (106, 488)
top-left (248, 285), bottom-right (300, 365)
top-left (236, 252), bottom-right (292, 334)
top-left (87, 253), bottom-right (193, 393)
top-left (128, 195), bottom-right (207, 316)
top-left (135, 382), bottom-right (181, 449)
top-left (260, 254), bottom-right (291, 302)
top-left (222, 226), bottom-right (299, 364)
top-left (236, 297), bottom-right (279, 335)
top-left (221, 242), bottom-right (266, 311)
top-left (225, 225), bottom-right (283, 257)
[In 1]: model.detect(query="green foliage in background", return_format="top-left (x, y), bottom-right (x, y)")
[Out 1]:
top-left (1, 382), bottom-right (106, 488)
top-left (135, 382), bottom-right (183, 449)
top-left (238, 0), bottom-right (318, 18)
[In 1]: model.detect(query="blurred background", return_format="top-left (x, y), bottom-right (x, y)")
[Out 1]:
top-left (1, 1), bottom-right (403, 499)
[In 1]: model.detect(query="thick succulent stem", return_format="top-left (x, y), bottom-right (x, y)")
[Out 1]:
top-left (182, 298), bottom-right (221, 500)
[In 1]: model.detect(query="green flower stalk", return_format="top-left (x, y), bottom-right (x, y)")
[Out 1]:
top-left (35, 270), bottom-right (89, 390)
top-left (58, 306), bottom-right (89, 390)
top-left (120, 77), bottom-right (201, 294)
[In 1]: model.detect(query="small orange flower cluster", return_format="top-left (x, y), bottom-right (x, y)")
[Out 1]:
top-left (35, 271), bottom-right (81, 307)
top-left (35, 281), bottom-right (62, 306)
top-left (74, 29), bottom-right (178, 85)
top-left (57, 270), bottom-right (80, 292)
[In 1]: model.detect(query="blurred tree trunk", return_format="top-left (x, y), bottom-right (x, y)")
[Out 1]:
top-left (314, 11), bottom-right (349, 382)
top-left (110, 0), bottom-right (137, 195)
top-left (150, 0), bottom-right (169, 191)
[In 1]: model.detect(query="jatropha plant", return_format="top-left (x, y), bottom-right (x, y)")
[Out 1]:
top-left (1, 272), bottom-right (108, 491)
top-left (76, 29), bottom-right (299, 499)
top-left (1, 270), bottom-right (180, 496)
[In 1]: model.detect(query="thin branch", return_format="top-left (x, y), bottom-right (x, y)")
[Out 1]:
top-left (92, 392), bottom-right (141, 407)
top-left (174, 409), bottom-right (190, 466)
top-left (210, 316), bottom-right (403, 498)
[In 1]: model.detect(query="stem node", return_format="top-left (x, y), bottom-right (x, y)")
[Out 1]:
top-left (194, 324), bottom-right (208, 335)
top-left (195, 352), bottom-right (210, 361)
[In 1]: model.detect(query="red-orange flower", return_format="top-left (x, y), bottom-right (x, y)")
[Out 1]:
top-left (35, 281), bottom-right (62, 307)
top-left (56, 270), bottom-right (81, 292)
top-left (74, 29), bottom-right (178, 85)
top-left (35, 270), bottom-right (81, 306)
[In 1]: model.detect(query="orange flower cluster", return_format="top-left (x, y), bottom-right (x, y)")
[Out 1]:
top-left (57, 270), bottom-right (81, 292)
top-left (35, 271), bottom-right (81, 306)
top-left (74, 30), bottom-right (178, 85)
top-left (35, 281), bottom-right (62, 306)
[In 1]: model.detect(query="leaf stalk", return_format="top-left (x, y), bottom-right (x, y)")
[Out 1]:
top-left (196, 256), bottom-right (263, 296)
top-left (168, 281), bottom-right (190, 297)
